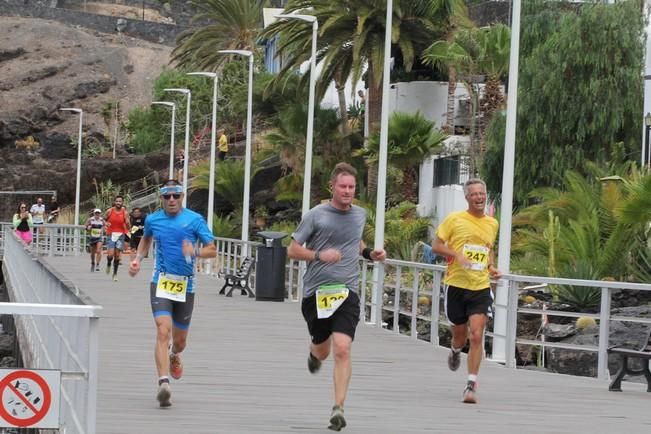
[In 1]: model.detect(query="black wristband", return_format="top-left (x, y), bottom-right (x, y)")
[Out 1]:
top-left (362, 247), bottom-right (373, 260)
top-left (314, 250), bottom-right (320, 262)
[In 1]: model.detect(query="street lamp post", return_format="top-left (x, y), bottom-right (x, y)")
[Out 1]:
top-left (151, 101), bottom-right (176, 179)
top-left (368, 0), bottom-right (393, 325)
top-left (276, 13), bottom-right (318, 217)
top-left (163, 88), bottom-right (192, 206)
top-left (187, 72), bottom-right (218, 235)
top-left (218, 50), bottom-right (254, 252)
top-left (59, 108), bottom-right (83, 226)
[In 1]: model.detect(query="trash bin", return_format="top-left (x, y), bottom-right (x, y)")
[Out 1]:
top-left (255, 231), bottom-right (287, 301)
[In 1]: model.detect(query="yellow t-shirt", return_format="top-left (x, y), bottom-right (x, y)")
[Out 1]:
top-left (435, 210), bottom-right (499, 291)
top-left (218, 134), bottom-right (228, 152)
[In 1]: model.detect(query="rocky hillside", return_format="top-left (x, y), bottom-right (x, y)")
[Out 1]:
top-left (0, 15), bottom-right (172, 210)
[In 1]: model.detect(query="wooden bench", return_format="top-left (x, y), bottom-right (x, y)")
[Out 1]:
top-left (218, 257), bottom-right (255, 298)
top-left (607, 328), bottom-right (651, 392)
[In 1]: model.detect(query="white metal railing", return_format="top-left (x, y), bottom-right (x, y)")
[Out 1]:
top-left (358, 257), bottom-right (651, 381)
top-left (192, 236), bottom-right (651, 382)
top-left (1, 221), bottom-right (86, 259)
top-left (1, 226), bottom-right (102, 434)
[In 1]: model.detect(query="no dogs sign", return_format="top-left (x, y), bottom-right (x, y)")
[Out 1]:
top-left (0, 369), bottom-right (60, 428)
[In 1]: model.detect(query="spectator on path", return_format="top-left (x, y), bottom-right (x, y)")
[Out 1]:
top-left (30, 197), bottom-right (46, 235)
top-left (128, 179), bottom-right (216, 408)
top-left (47, 195), bottom-right (60, 223)
top-left (217, 128), bottom-right (228, 161)
top-left (13, 202), bottom-right (33, 245)
top-left (174, 150), bottom-right (185, 180)
top-left (287, 162), bottom-right (386, 431)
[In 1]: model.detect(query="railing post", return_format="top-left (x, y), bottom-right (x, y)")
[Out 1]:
top-left (504, 279), bottom-right (518, 368)
top-left (87, 316), bottom-right (99, 434)
top-left (372, 262), bottom-right (385, 328)
top-left (430, 270), bottom-right (441, 347)
top-left (597, 286), bottom-right (611, 381)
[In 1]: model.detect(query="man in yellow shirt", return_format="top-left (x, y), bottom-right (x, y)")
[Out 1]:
top-left (432, 178), bottom-right (501, 404)
top-left (217, 128), bottom-right (228, 161)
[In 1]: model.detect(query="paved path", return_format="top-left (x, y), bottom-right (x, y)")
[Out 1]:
top-left (44, 256), bottom-right (651, 434)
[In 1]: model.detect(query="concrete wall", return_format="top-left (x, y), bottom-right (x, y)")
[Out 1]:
top-left (0, 0), bottom-right (185, 45)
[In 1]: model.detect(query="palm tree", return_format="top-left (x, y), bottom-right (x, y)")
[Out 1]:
top-left (356, 111), bottom-right (446, 202)
top-left (264, 104), bottom-right (347, 205)
top-left (263, 0), bottom-right (464, 197)
top-left (171, 0), bottom-right (265, 70)
top-left (512, 169), bottom-right (639, 283)
top-left (423, 24), bottom-right (510, 157)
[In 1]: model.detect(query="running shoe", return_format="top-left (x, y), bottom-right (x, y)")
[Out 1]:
top-left (156, 382), bottom-right (172, 408)
top-left (328, 405), bottom-right (346, 431)
top-left (169, 353), bottom-right (183, 380)
top-left (105, 263), bottom-right (111, 275)
top-left (112, 273), bottom-right (118, 282)
top-left (462, 380), bottom-right (477, 404)
top-left (95, 266), bottom-right (100, 272)
top-left (90, 263), bottom-right (95, 272)
top-left (447, 348), bottom-right (460, 372)
top-left (307, 353), bottom-right (322, 374)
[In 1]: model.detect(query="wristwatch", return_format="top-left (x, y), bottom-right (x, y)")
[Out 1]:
top-left (314, 251), bottom-right (320, 262)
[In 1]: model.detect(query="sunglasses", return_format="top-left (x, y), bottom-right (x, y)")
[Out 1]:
top-left (162, 193), bottom-right (182, 200)
top-left (20, 206), bottom-right (26, 209)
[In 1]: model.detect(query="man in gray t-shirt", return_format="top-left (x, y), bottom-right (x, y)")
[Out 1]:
top-left (288, 162), bottom-right (386, 432)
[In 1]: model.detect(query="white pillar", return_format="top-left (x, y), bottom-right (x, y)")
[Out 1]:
top-left (493, 0), bottom-right (521, 364)
top-left (643, 1), bottom-right (651, 166)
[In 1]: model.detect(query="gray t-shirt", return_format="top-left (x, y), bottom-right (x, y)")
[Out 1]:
top-left (292, 202), bottom-right (367, 297)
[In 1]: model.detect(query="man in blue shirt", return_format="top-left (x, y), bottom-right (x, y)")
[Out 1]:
top-left (128, 179), bottom-right (216, 408)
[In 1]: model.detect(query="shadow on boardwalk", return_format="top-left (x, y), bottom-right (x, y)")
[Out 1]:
top-left (44, 256), bottom-right (651, 434)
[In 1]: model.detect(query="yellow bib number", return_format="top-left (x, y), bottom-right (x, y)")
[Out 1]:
top-left (316, 284), bottom-right (349, 319)
top-left (462, 244), bottom-right (489, 271)
top-left (90, 228), bottom-right (102, 238)
top-left (156, 273), bottom-right (188, 302)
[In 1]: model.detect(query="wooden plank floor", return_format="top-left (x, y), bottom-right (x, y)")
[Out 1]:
top-left (44, 256), bottom-right (651, 434)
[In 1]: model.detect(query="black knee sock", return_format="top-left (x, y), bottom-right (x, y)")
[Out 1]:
top-left (113, 259), bottom-right (119, 274)
top-left (107, 257), bottom-right (113, 267)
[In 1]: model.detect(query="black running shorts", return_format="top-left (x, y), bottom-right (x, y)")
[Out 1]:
top-left (150, 283), bottom-right (195, 330)
top-left (301, 290), bottom-right (360, 344)
top-left (130, 235), bottom-right (142, 250)
top-left (444, 285), bottom-right (493, 326)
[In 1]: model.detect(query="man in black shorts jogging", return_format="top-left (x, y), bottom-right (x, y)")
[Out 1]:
top-left (432, 178), bottom-right (502, 404)
top-left (288, 162), bottom-right (386, 431)
top-left (129, 207), bottom-right (146, 259)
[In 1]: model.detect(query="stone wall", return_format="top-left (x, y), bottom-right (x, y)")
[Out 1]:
top-left (0, 0), bottom-right (186, 45)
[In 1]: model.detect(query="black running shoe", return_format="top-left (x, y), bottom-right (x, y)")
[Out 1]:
top-left (328, 405), bottom-right (346, 431)
top-left (307, 353), bottom-right (322, 374)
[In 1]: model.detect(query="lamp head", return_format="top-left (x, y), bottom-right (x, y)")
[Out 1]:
top-left (218, 49), bottom-right (252, 57)
top-left (187, 72), bottom-right (217, 78)
top-left (645, 112), bottom-right (651, 127)
top-left (163, 88), bottom-right (190, 95)
top-left (59, 108), bottom-right (82, 114)
top-left (151, 101), bottom-right (175, 108)
top-left (275, 13), bottom-right (317, 23)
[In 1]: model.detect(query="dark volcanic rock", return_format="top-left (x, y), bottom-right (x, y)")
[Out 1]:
top-left (73, 79), bottom-right (114, 99)
top-left (0, 47), bottom-right (26, 62)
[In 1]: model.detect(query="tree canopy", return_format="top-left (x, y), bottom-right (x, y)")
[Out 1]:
top-left (481, 0), bottom-right (644, 206)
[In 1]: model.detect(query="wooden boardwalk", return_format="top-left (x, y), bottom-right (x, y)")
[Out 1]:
top-left (44, 256), bottom-right (651, 434)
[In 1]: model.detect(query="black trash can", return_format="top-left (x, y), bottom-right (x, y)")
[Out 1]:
top-left (255, 231), bottom-right (287, 301)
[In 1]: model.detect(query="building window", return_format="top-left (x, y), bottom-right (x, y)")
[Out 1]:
top-left (433, 155), bottom-right (471, 187)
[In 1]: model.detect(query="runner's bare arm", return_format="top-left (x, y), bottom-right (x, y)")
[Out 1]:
top-left (432, 236), bottom-right (470, 267)
top-left (128, 235), bottom-right (153, 277)
top-left (359, 240), bottom-right (386, 262)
